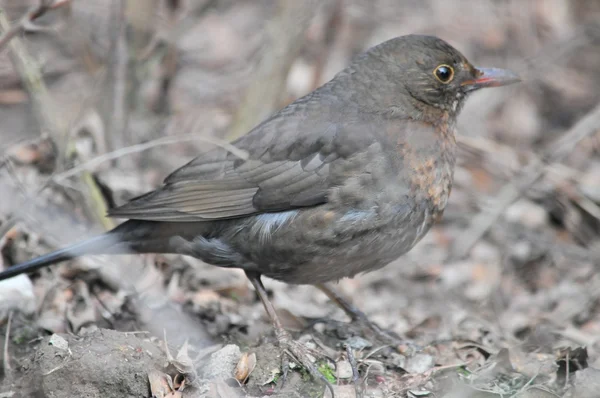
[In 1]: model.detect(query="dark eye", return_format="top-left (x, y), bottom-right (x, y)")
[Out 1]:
top-left (434, 64), bottom-right (454, 83)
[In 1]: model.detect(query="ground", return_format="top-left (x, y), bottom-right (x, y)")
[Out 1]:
top-left (0, 0), bottom-right (600, 397)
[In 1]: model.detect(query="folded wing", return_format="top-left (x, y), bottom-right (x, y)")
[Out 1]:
top-left (108, 95), bottom-right (376, 222)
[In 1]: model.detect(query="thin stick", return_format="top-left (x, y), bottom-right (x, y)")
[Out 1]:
top-left (52, 133), bottom-right (248, 183)
top-left (3, 311), bottom-right (13, 373)
top-left (345, 343), bottom-right (363, 398)
top-left (0, 0), bottom-right (71, 53)
top-left (0, 0), bottom-right (117, 231)
top-left (226, 0), bottom-right (317, 141)
top-left (452, 102), bottom-right (600, 259)
top-left (565, 351), bottom-right (570, 391)
top-left (103, 0), bottom-right (129, 151)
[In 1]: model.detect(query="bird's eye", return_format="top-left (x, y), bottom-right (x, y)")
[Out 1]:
top-left (434, 64), bottom-right (454, 83)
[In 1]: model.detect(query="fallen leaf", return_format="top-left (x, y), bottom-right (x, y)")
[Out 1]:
top-left (148, 369), bottom-right (173, 398)
top-left (260, 368), bottom-right (281, 386)
top-left (65, 281), bottom-right (96, 332)
top-left (234, 352), bottom-right (256, 383)
top-left (173, 340), bottom-right (195, 374)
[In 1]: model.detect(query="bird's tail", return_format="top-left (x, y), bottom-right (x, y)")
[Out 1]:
top-left (0, 233), bottom-right (122, 281)
top-left (0, 220), bottom-right (206, 282)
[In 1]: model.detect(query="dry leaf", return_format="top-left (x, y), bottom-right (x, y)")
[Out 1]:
top-left (65, 281), bottom-right (96, 332)
top-left (234, 352), bottom-right (256, 384)
top-left (148, 369), bottom-right (173, 398)
top-left (260, 368), bottom-right (282, 386)
top-left (173, 340), bottom-right (195, 374)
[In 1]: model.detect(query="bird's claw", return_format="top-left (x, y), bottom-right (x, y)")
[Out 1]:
top-left (351, 312), bottom-right (420, 355)
top-left (276, 330), bottom-right (335, 397)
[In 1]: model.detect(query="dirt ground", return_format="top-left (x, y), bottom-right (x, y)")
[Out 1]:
top-left (1, 0), bottom-right (600, 397)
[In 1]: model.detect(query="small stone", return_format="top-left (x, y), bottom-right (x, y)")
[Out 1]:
top-left (403, 353), bottom-right (435, 374)
top-left (564, 367), bottom-right (600, 398)
top-left (48, 334), bottom-right (69, 351)
top-left (470, 241), bottom-right (501, 264)
top-left (504, 199), bottom-right (548, 229)
top-left (0, 274), bottom-right (36, 318)
top-left (200, 344), bottom-right (242, 380)
top-left (390, 352), bottom-right (406, 368)
top-left (580, 163), bottom-right (600, 202)
top-left (343, 336), bottom-right (372, 350)
top-left (335, 360), bottom-right (353, 379)
top-left (510, 241), bottom-right (533, 263)
top-left (326, 385), bottom-right (357, 398)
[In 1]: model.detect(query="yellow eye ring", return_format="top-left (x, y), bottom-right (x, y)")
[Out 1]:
top-left (433, 64), bottom-right (454, 84)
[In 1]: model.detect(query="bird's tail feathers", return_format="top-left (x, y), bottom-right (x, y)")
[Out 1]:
top-left (0, 220), bottom-right (211, 281)
top-left (0, 230), bottom-right (127, 282)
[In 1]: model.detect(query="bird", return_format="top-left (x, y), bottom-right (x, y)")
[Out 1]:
top-left (0, 35), bottom-right (519, 386)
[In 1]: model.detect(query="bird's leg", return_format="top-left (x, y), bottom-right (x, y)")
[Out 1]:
top-left (245, 271), bottom-right (334, 395)
top-left (317, 283), bottom-right (415, 352)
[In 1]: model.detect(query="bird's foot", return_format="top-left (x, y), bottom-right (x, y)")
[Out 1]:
top-left (347, 310), bottom-right (419, 355)
top-left (244, 272), bottom-right (336, 395)
top-left (275, 328), bottom-right (336, 396)
top-left (317, 283), bottom-right (420, 355)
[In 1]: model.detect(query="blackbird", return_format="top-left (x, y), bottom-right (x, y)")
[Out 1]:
top-left (0, 35), bottom-right (518, 384)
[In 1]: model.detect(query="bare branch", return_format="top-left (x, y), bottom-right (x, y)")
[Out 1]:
top-left (451, 102), bottom-right (600, 260)
top-left (52, 133), bottom-right (249, 183)
top-left (0, 0), bottom-right (71, 53)
top-left (102, 0), bottom-right (130, 151)
top-left (0, 1), bottom-right (113, 230)
top-left (226, 0), bottom-right (318, 141)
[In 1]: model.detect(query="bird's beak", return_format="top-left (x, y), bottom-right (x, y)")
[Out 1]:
top-left (461, 67), bottom-right (521, 92)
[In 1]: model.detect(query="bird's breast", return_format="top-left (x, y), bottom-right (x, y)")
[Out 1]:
top-left (409, 155), bottom-right (454, 219)
top-left (402, 120), bottom-right (457, 221)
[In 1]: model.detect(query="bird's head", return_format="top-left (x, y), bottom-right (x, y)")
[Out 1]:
top-left (347, 35), bottom-right (520, 117)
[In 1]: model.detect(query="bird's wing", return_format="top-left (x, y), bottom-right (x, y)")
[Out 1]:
top-left (107, 96), bottom-right (378, 222)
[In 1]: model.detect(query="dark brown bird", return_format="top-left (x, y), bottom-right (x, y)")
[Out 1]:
top-left (0, 35), bottom-right (518, 383)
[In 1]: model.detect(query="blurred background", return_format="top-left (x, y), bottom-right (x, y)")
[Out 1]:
top-left (0, 0), bottom-right (600, 397)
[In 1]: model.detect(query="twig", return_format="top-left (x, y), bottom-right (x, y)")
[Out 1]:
top-left (363, 345), bottom-right (391, 360)
top-left (345, 343), bottom-right (363, 398)
top-left (345, 344), bottom-right (360, 384)
top-left (3, 311), bottom-right (13, 373)
top-left (102, 0), bottom-right (130, 152)
top-left (41, 356), bottom-right (70, 376)
top-left (0, 6), bottom-right (59, 139)
top-left (0, 0), bottom-right (71, 53)
top-left (226, 0), bottom-right (318, 141)
top-left (310, 0), bottom-right (342, 90)
top-left (0, 2), bottom-right (117, 231)
top-left (52, 133), bottom-right (249, 183)
top-left (451, 102), bottom-right (600, 259)
top-left (150, 0), bottom-right (180, 114)
top-left (457, 136), bottom-right (600, 261)
top-left (137, 0), bottom-right (218, 62)
top-left (565, 351), bottom-right (570, 391)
